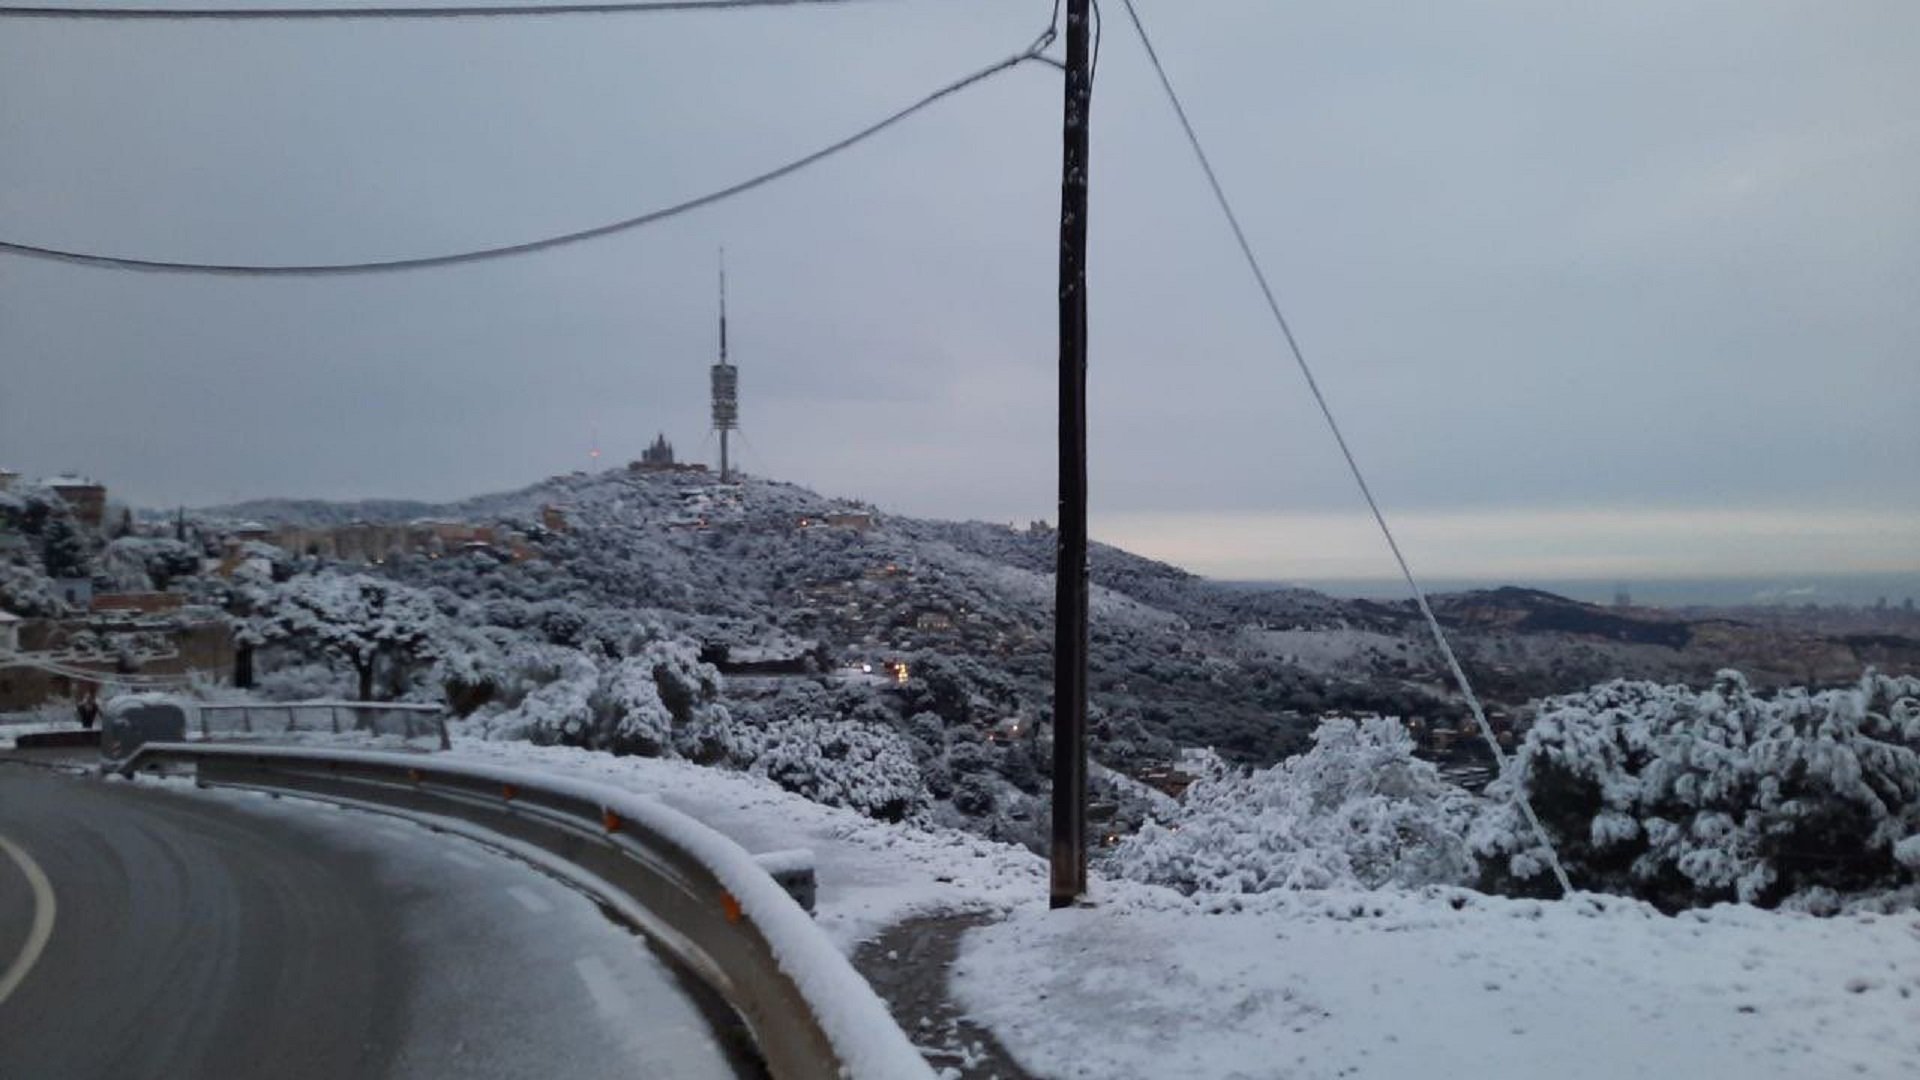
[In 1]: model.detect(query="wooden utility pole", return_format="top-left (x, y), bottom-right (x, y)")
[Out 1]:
top-left (1051, 0), bottom-right (1092, 909)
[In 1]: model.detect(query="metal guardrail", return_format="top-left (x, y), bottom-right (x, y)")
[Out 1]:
top-left (115, 743), bottom-right (933, 1080)
top-left (195, 701), bottom-right (452, 751)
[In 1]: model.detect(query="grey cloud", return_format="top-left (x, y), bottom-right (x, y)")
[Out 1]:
top-left (2, 1), bottom-right (1914, 575)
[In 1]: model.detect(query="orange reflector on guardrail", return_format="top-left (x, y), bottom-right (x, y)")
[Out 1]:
top-left (602, 808), bottom-right (622, 833)
top-left (408, 768), bottom-right (423, 784)
top-left (720, 891), bottom-right (743, 924)
top-left (502, 783), bottom-right (519, 801)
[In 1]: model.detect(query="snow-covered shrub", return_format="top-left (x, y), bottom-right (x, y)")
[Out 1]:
top-left (1111, 717), bottom-right (1479, 894)
top-left (468, 648), bottom-right (599, 744)
top-left (252, 661), bottom-right (358, 702)
top-left (592, 655), bottom-right (676, 756)
top-left (1474, 670), bottom-right (1920, 910)
top-left (1897, 835), bottom-right (1920, 872)
top-left (455, 632), bottom-right (730, 757)
top-left (750, 715), bottom-right (929, 823)
top-left (587, 640), bottom-right (724, 756)
top-left (0, 561), bottom-right (66, 617)
top-left (99, 536), bottom-right (202, 593)
top-left (952, 772), bottom-right (997, 816)
top-left (635, 638), bottom-right (723, 728)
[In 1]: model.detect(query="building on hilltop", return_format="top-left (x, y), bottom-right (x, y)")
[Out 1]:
top-left (0, 467), bottom-right (18, 492)
top-left (627, 433), bottom-right (710, 476)
top-left (640, 433), bottom-right (676, 469)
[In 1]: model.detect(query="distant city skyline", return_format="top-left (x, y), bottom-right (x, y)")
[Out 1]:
top-left (4, 2), bottom-right (1915, 584)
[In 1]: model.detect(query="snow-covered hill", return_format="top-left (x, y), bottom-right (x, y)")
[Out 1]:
top-left (201, 467), bottom-right (1917, 765)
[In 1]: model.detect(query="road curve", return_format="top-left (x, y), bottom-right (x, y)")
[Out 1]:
top-left (0, 764), bottom-right (760, 1080)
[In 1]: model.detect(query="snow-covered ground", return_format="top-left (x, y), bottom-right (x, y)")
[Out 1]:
top-left (437, 740), bottom-right (1920, 1080)
top-left (957, 887), bottom-right (1920, 1080)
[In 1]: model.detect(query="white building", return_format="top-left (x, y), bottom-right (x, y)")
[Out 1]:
top-left (0, 610), bottom-right (20, 653)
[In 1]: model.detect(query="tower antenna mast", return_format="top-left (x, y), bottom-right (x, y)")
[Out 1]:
top-left (710, 247), bottom-right (740, 483)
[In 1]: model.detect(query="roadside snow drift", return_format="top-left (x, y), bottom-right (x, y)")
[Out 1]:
top-left (953, 887), bottom-right (1920, 1080)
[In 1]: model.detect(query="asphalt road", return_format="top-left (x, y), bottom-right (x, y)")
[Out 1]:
top-left (0, 764), bottom-right (761, 1080)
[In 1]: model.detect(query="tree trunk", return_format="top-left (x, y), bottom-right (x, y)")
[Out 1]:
top-left (356, 659), bottom-right (375, 702)
top-left (234, 643), bottom-right (254, 690)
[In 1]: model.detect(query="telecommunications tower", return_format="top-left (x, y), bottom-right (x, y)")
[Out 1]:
top-left (711, 249), bottom-right (739, 483)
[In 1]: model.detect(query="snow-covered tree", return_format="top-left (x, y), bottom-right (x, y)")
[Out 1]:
top-left (0, 562), bottom-right (65, 617)
top-left (98, 536), bottom-right (201, 593)
top-left (1473, 670), bottom-right (1920, 909)
top-left (1112, 717), bottom-right (1479, 894)
top-left (453, 630), bottom-right (731, 756)
top-left (587, 639), bottom-right (725, 756)
top-left (750, 715), bottom-right (929, 823)
top-left (253, 573), bottom-right (444, 700)
top-left (40, 515), bottom-right (89, 579)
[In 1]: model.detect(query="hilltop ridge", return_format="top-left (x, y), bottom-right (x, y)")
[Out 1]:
top-left (204, 468), bottom-right (1919, 756)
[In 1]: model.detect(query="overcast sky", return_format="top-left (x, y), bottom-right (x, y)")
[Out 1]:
top-left (3, 0), bottom-right (1915, 581)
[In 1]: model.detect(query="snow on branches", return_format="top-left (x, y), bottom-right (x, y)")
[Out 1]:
top-left (747, 715), bottom-right (929, 824)
top-left (1474, 670), bottom-right (1920, 910)
top-left (249, 572), bottom-right (444, 700)
top-left (1112, 717), bottom-right (1479, 894)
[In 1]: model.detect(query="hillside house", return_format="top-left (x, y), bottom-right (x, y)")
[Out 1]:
top-left (229, 521), bottom-right (276, 543)
top-left (46, 476), bottom-right (108, 531)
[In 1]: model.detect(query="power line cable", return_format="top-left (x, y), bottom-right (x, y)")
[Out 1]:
top-left (1, 653), bottom-right (197, 686)
top-left (0, 29), bottom-right (1056, 274)
top-left (0, 0), bottom-right (867, 20)
top-left (1088, 0), bottom-right (1100, 80)
top-left (1116, 0), bottom-right (1575, 897)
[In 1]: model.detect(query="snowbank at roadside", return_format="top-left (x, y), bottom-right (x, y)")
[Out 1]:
top-left (953, 884), bottom-right (1920, 1080)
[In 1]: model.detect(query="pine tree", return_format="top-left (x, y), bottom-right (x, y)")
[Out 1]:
top-left (41, 515), bottom-right (89, 579)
